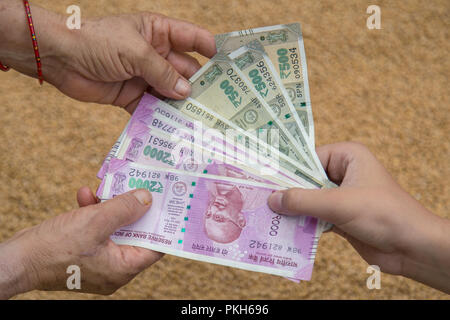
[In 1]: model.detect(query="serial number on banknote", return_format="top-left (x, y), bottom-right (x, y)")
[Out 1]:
top-left (129, 168), bottom-right (163, 179)
top-left (220, 68), bottom-right (251, 107)
top-left (184, 102), bottom-right (215, 121)
top-left (252, 60), bottom-right (277, 93)
top-left (128, 169), bottom-right (180, 180)
top-left (249, 240), bottom-right (282, 251)
top-left (278, 48), bottom-right (301, 80)
top-left (147, 135), bottom-right (177, 149)
top-left (150, 118), bottom-right (179, 134)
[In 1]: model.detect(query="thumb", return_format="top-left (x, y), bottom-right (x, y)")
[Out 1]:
top-left (91, 189), bottom-right (152, 240)
top-left (268, 187), bottom-right (356, 226)
top-left (135, 44), bottom-right (191, 99)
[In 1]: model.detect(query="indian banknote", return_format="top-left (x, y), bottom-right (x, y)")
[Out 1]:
top-left (166, 55), bottom-right (327, 187)
top-left (225, 39), bottom-right (337, 215)
top-left (98, 99), bottom-right (332, 235)
top-left (95, 119), bottom-right (285, 196)
top-left (97, 120), bottom-right (130, 179)
top-left (96, 95), bottom-right (331, 234)
top-left (95, 20), bottom-right (337, 280)
top-left (101, 159), bottom-right (321, 281)
top-left (228, 39), bottom-right (326, 179)
top-left (167, 52), bottom-right (310, 169)
top-left (123, 96), bottom-right (333, 234)
top-left (134, 94), bottom-right (320, 188)
top-left (215, 23), bottom-right (315, 147)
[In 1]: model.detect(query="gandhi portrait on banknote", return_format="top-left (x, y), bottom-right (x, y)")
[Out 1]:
top-left (204, 183), bottom-right (246, 244)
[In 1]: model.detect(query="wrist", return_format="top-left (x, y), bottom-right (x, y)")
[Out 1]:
top-left (400, 212), bottom-right (450, 293)
top-left (0, 1), bottom-right (71, 82)
top-left (0, 233), bottom-right (36, 299)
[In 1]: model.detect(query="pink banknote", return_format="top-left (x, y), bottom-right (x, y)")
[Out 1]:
top-left (95, 94), bottom-right (332, 232)
top-left (96, 94), bottom-right (193, 180)
top-left (96, 121), bottom-right (277, 198)
top-left (96, 121), bottom-right (130, 179)
top-left (100, 159), bottom-right (320, 281)
top-left (126, 94), bottom-right (307, 187)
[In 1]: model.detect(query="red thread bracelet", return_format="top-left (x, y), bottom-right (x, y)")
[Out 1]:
top-left (0, 61), bottom-right (9, 72)
top-left (0, 1), bottom-right (43, 83)
top-left (23, 0), bottom-right (44, 85)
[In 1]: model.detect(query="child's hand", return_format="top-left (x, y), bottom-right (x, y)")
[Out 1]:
top-left (268, 142), bottom-right (450, 293)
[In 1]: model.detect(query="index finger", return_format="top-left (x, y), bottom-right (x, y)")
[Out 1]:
top-left (316, 142), bottom-right (384, 186)
top-left (165, 17), bottom-right (217, 58)
top-left (315, 143), bottom-right (354, 185)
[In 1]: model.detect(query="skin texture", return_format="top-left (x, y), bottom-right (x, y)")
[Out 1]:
top-left (0, 1), bottom-right (215, 298)
top-left (268, 142), bottom-right (450, 293)
top-left (0, 188), bottom-right (161, 299)
top-left (0, 0), bottom-right (216, 112)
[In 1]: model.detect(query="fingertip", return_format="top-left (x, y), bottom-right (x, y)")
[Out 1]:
top-left (203, 30), bottom-right (217, 58)
top-left (153, 78), bottom-right (191, 101)
top-left (174, 78), bottom-right (191, 98)
top-left (270, 188), bottom-right (314, 217)
top-left (132, 189), bottom-right (153, 206)
top-left (92, 189), bottom-right (153, 240)
top-left (268, 191), bottom-right (284, 213)
top-left (77, 186), bottom-right (97, 207)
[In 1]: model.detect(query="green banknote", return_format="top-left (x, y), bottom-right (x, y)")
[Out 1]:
top-left (215, 23), bottom-right (315, 148)
top-left (228, 39), bottom-right (326, 180)
top-left (167, 96), bottom-right (324, 188)
top-left (166, 54), bottom-right (326, 188)
top-left (184, 53), bottom-right (312, 170)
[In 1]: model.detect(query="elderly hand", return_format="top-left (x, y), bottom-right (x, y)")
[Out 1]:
top-left (0, 1), bottom-right (216, 111)
top-left (0, 188), bottom-right (162, 299)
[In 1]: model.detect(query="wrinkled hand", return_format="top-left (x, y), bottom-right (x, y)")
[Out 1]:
top-left (0, 188), bottom-right (162, 298)
top-left (52, 13), bottom-right (216, 111)
top-left (0, 3), bottom-right (216, 111)
top-left (268, 142), bottom-right (450, 292)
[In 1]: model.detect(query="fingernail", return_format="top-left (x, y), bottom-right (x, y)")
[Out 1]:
top-left (268, 191), bottom-right (284, 212)
top-left (133, 189), bottom-right (152, 206)
top-left (174, 78), bottom-right (191, 97)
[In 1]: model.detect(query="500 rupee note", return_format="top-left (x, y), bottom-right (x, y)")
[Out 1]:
top-left (216, 23), bottom-right (315, 147)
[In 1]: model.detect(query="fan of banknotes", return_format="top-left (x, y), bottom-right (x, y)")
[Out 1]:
top-left (96, 24), bottom-right (334, 282)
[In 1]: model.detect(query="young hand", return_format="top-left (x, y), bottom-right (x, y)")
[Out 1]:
top-left (268, 142), bottom-right (450, 293)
